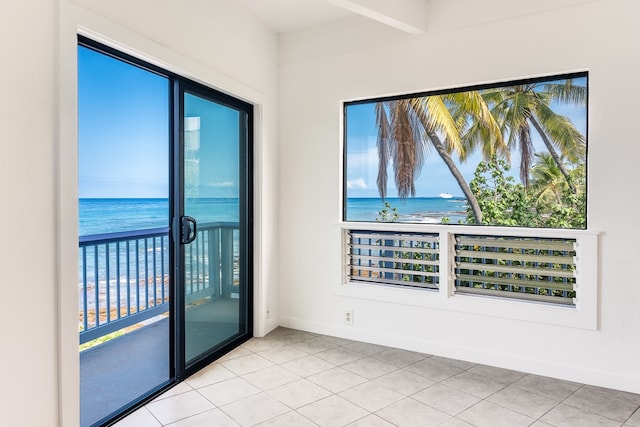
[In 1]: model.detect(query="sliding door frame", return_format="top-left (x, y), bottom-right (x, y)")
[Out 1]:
top-left (78, 35), bottom-right (254, 425)
top-left (174, 78), bottom-right (254, 379)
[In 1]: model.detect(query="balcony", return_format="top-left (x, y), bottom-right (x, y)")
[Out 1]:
top-left (79, 223), bottom-right (239, 426)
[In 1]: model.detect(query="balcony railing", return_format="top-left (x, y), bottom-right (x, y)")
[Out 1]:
top-left (79, 222), bottom-right (239, 345)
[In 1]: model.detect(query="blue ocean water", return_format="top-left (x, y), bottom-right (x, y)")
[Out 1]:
top-left (346, 197), bottom-right (469, 223)
top-left (79, 196), bottom-right (469, 236)
top-left (79, 198), bottom-right (239, 236)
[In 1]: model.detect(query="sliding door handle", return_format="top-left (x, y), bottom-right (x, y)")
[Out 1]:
top-left (180, 216), bottom-right (197, 244)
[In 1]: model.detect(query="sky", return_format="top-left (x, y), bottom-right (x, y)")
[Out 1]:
top-left (78, 46), bottom-right (240, 199)
top-left (78, 46), bottom-right (169, 198)
top-left (79, 45), bottom-right (585, 201)
top-left (345, 77), bottom-right (587, 199)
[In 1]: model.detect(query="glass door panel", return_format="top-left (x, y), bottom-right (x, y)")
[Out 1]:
top-left (181, 90), bottom-right (251, 367)
top-left (78, 41), bottom-right (171, 426)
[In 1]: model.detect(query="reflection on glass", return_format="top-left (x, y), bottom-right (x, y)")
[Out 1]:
top-left (183, 93), bottom-right (244, 364)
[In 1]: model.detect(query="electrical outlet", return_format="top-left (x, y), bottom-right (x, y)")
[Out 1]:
top-left (344, 310), bottom-right (354, 325)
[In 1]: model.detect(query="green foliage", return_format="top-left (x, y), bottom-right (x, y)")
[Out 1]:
top-left (467, 155), bottom-right (586, 229)
top-left (466, 156), bottom-right (536, 226)
top-left (376, 202), bottom-right (399, 222)
top-left (392, 241), bottom-right (437, 285)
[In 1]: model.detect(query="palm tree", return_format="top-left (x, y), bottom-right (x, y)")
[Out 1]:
top-left (529, 152), bottom-right (568, 205)
top-left (482, 79), bottom-right (586, 190)
top-left (376, 93), bottom-right (504, 223)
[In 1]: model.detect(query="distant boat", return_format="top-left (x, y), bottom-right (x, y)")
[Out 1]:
top-left (439, 192), bottom-right (453, 199)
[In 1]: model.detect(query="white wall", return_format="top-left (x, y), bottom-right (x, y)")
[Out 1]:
top-left (0, 1), bottom-right (58, 426)
top-left (278, 0), bottom-right (640, 393)
top-left (1, 0), bottom-right (280, 425)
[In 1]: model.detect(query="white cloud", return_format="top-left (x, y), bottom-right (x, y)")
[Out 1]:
top-left (206, 181), bottom-right (235, 188)
top-left (347, 177), bottom-right (368, 189)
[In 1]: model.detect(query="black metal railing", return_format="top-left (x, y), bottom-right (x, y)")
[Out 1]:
top-left (79, 222), bottom-right (238, 345)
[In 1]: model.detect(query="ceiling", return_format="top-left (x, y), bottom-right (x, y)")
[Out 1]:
top-left (234, 0), bottom-right (430, 34)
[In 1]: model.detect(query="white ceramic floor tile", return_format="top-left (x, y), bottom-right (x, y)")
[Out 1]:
top-left (266, 328), bottom-right (317, 344)
top-left (268, 378), bottom-right (332, 409)
top-left (441, 371), bottom-right (507, 399)
top-left (347, 414), bottom-right (395, 426)
top-left (467, 364), bottom-right (526, 384)
top-left (376, 397), bottom-right (451, 427)
top-left (373, 369), bottom-right (435, 395)
top-left (242, 365), bottom-right (301, 391)
top-left (318, 335), bottom-right (356, 346)
top-left (290, 336), bottom-right (339, 354)
top-left (457, 401), bottom-right (535, 427)
top-left (220, 353), bottom-right (274, 376)
top-left (412, 383), bottom-right (480, 416)
top-left (404, 358), bottom-right (465, 382)
top-left (307, 366), bottom-right (368, 393)
top-left (372, 348), bottom-right (427, 368)
top-left (113, 407), bottom-right (161, 427)
top-left (438, 418), bottom-right (474, 427)
top-left (342, 357), bottom-right (397, 379)
top-left (512, 374), bottom-right (581, 401)
top-left (241, 338), bottom-right (284, 353)
top-left (166, 408), bottom-right (240, 427)
top-left (315, 346), bottom-right (364, 365)
top-left (345, 341), bottom-right (389, 356)
top-left (257, 346), bottom-right (308, 364)
top-left (217, 346), bottom-right (253, 362)
top-left (146, 390), bottom-right (215, 425)
top-left (198, 377), bottom-right (261, 406)
top-left (627, 408), bottom-right (640, 426)
top-left (297, 395), bottom-right (369, 427)
top-left (281, 354), bottom-right (335, 377)
top-left (487, 384), bottom-right (562, 419)
top-left (186, 363), bottom-right (236, 389)
top-left (114, 328), bottom-right (640, 427)
top-left (339, 381), bottom-right (405, 412)
top-left (429, 356), bottom-right (476, 370)
top-left (221, 392), bottom-right (291, 427)
top-left (564, 385), bottom-right (640, 422)
top-left (540, 403), bottom-right (621, 427)
top-left (254, 411), bottom-right (317, 427)
top-left (153, 382), bottom-right (194, 401)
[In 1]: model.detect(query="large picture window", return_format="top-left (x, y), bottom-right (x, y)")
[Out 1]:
top-left (344, 72), bottom-right (587, 229)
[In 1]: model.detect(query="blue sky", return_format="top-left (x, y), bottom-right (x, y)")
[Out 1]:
top-left (78, 46), bottom-right (239, 199)
top-left (78, 46), bottom-right (169, 198)
top-left (345, 77), bottom-right (587, 198)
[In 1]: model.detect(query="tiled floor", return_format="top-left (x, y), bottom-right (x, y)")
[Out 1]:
top-left (115, 327), bottom-right (640, 427)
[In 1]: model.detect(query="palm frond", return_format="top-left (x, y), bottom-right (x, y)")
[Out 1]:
top-left (375, 102), bottom-right (392, 200)
top-left (419, 96), bottom-right (463, 154)
top-left (533, 103), bottom-right (585, 163)
top-left (542, 79), bottom-right (587, 106)
top-left (390, 100), bottom-right (420, 198)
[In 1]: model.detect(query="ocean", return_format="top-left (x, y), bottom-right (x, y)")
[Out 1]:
top-left (79, 197), bottom-right (469, 236)
top-left (346, 197), bottom-right (469, 224)
top-left (79, 198), bottom-right (239, 236)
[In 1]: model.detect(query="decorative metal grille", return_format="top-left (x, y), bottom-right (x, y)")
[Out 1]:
top-left (346, 230), bottom-right (439, 290)
top-left (454, 235), bottom-right (577, 305)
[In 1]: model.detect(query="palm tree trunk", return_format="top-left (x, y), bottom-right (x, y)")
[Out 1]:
top-left (529, 116), bottom-right (576, 193)
top-left (424, 128), bottom-right (483, 223)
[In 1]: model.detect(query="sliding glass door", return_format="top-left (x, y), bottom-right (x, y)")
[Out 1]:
top-left (78, 37), bottom-right (253, 426)
top-left (176, 83), bottom-right (253, 372)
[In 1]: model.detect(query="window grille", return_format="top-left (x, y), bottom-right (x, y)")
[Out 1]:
top-left (346, 230), bottom-right (439, 289)
top-left (454, 235), bottom-right (577, 305)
